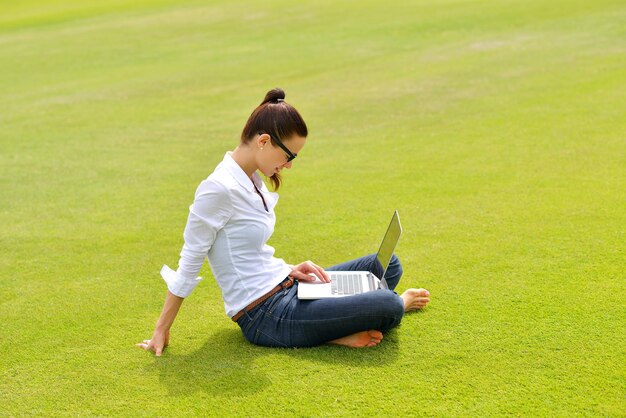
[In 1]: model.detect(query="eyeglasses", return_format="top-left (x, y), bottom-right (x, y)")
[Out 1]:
top-left (262, 132), bottom-right (297, 162)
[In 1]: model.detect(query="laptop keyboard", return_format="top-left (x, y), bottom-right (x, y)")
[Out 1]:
top-left (331, 273), bottom-right (363, 295)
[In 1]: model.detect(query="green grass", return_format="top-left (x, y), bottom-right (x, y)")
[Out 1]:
top-left (1, 0), bottom-right (625, 415)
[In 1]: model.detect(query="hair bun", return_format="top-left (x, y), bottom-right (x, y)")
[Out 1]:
top-left (261, 88), bottom-right (286, 105)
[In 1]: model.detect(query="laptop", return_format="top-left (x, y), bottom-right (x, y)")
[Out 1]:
top-left (297, 211), bottom-right (402, 299)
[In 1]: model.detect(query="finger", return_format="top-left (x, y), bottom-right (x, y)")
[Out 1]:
top-left (317, 266), bottom-right (331, 283)
top-left (289, 271), bottom-right (307, 281)
top-left (305, 272), bottom-right (322, 282)
top-left (294, 271), bottom-right (317, 281)
top-left (308, 264), bottom-right (329, 283)
top-left (303, 262), bottom-right (327, 281)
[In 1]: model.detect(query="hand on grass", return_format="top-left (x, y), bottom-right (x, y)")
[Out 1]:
top-left (289, 260), bottom-right (330, 283)
top-left (136, 328), bottom-right (169, 356)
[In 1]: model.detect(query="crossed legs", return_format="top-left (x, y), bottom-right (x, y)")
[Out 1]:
top-left (325, 254), bottom-right (430, 348)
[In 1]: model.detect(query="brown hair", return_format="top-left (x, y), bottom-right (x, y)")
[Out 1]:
top-left (241, 88), bottom-right (308, 190)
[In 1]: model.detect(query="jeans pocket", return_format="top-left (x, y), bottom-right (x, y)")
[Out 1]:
top-left (247, 305), bottom-right (265, 321)
top-left (266, 291), bottom-right (286, 316)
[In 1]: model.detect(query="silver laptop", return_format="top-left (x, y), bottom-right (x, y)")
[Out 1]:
top-left (297, 211), bottom-right (402, 299)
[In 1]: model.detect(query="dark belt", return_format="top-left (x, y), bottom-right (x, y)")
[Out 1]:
top-left (232, 277), bottom-right (295, 322)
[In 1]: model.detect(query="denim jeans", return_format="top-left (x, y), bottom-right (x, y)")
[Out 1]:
top-left (236, 254), bottom-right (405, 348)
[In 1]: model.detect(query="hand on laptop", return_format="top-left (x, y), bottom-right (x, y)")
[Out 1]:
top-left (288, 260), bottom-right (331, 283)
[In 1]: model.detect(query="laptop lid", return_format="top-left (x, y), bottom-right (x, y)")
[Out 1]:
top-left (372, 211), bottom-right (402, 285)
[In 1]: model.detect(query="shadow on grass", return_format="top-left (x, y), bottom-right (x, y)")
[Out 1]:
top-left (151, 328), bottom-right (267, 398)
top-left (152, 326), bottom-right (400, 397)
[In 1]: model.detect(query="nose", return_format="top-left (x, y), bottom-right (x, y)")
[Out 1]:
top-left (284, 161), bottom-right (293, 169)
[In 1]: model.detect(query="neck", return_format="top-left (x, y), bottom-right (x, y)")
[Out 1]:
top-left (231, 145), bottom-right (258, 179)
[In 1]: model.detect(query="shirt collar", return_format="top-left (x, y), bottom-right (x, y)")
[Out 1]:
top-left (222, 152), bottom-right (263, 192)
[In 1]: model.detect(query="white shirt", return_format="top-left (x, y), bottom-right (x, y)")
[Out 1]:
top-left (160, 152), bottom-right (292, 318)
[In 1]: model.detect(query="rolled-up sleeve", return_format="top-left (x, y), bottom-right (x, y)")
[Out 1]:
top-left (161, 179), bottom-right (232, 298)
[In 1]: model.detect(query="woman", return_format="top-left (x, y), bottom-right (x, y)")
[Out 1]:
top-left (137, 88), bottom-right (430, 354)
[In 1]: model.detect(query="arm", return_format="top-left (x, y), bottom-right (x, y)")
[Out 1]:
top-left (137, 180), bottom-right (232, 356)
top-left (136, 290), bottom-right (184, 356)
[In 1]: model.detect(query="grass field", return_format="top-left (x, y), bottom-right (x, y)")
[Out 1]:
top-left (1, 0), bottom-right (625, 416)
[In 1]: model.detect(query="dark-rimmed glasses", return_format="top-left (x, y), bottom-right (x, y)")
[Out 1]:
top-left (261, 132), bottom-right (297, 162)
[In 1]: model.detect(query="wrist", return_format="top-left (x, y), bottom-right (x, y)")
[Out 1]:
top-left (155, 322), bottom-right (171, 333)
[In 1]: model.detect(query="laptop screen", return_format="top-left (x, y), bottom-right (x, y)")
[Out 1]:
top-left (374, 211), bottom-right (402, 280)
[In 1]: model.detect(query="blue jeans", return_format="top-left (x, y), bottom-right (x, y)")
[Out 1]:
top-left (236, 254), bottom-right (405, 348)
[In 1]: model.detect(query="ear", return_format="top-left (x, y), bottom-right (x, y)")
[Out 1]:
top-left (257, 133), bottom-right (270, 149)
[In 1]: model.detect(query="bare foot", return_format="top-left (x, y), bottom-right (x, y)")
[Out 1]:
top-left (329, 330), bottom-right (383, 348)
top-left (401, 288), bottom-right (430, 312)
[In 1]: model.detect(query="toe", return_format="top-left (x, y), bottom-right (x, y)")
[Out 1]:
top-left (368, 330), bottom-right (383, 339)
